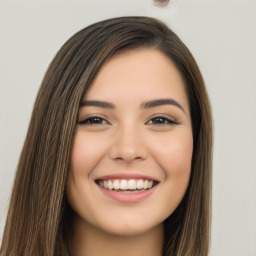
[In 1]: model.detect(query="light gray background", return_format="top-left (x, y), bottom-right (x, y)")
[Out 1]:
top-left (1, 0), bottom-right (256, 255)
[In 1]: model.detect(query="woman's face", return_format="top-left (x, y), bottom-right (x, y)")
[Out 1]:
top-left (67, 49), bottom-right (193, 236)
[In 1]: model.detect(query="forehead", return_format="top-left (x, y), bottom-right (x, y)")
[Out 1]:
top-left (84, 48), bottom-right (189, 112)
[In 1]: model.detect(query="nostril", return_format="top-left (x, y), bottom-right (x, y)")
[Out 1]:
top-left (109, 147), bottom-right (147, 163)
top-left (108, 129), bottom-right (148, 162)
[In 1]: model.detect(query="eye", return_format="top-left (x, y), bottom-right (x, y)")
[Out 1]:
top-left (78, 116), bottom-right (110, 125)
top-left (146, 116), bottom-right (178, 125)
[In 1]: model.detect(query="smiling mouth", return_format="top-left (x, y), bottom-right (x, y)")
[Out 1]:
top-left (96, 179), bottom-right (159, 193)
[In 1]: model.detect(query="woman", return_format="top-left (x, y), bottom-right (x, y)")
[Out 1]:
top-left (0, 16), bottom-right (213, 256)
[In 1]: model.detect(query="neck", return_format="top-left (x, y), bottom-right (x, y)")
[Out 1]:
top-left (69, 215), bottom-right (164, 256)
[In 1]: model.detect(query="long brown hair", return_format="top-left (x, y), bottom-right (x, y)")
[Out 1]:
top-left (1, 16), bottom-right (212, 256)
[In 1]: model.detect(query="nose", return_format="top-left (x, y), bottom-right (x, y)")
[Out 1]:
top-left (109, 125), bottom-right (148, 163)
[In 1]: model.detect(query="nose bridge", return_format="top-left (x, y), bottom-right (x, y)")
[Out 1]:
top-left (109, 121), bottom-right (147, 162)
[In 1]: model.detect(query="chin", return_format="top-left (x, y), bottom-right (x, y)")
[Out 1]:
top-left (97, 217), bottom-right (163, 238)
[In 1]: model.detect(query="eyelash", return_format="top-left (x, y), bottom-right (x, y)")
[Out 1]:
top-left (78, 116), bottom-right (179, 126)
top-left (146, 116), bottom-right (179, 125)
top-left (78, 116), bottom-right (109, 125)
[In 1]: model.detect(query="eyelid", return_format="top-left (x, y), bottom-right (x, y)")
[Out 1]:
top-left (145, 114), bottom-right (179, 125)
top-left (77, 114), bottom-right (179, 126)
top-left (78, 115), bottom-right (111, 125)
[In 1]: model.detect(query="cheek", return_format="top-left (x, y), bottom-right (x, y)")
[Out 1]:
top-left (68, 132), bottom-right (105, 209)
top-left (154, 135), bottom-right (193, 219)
top-left (153, 132), bottom-right (193, 176)
top-left (151, 131), bottom-right (193, 206)
top-left (71, 132), bottom-right (106, 174)
top-left (67, 132), bottom-right (104, 222)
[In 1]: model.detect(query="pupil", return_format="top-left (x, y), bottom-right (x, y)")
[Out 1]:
top-left (154, 118), bottom-right (165, 124)
top-left (92, 118), bottom-right (101, 123)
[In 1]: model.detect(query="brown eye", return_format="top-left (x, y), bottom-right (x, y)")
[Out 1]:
top-left (147, 116), bottom-right (178, 125)
top-left (79, 117), bottom-right (109, 125)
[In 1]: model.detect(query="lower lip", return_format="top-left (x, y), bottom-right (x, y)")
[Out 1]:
top-left (97, 184), bottom-right (158, 204)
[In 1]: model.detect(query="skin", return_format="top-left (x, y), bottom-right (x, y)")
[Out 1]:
top-left (67, 48), bottom-right (193, 256)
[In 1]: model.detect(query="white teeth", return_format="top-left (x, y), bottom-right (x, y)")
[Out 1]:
top-left (128, 179), bottom-right (137, 190)
top-left (143, 180), bottom-right (149, 189)
top-left (136, 179), bottom-right (144, 190)
top-left (98, 178), bottom-right (156, 191)
top-left (113, 180), bottom-right (120, 190)
top-left (120, 180), bottom-right (128, 190)
top-left (107, 180), bottom-right (113, 190)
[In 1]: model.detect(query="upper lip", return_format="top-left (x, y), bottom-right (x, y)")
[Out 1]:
top-left (95, 173), bottom-right (159, 182)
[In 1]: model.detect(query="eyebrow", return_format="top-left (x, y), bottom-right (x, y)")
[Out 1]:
top-left (80, 98), bottom-right (185, 113)
top-left (80, 100), bottom-right (115, 109)
top-left (141, 98), bottom-right (185, 113)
